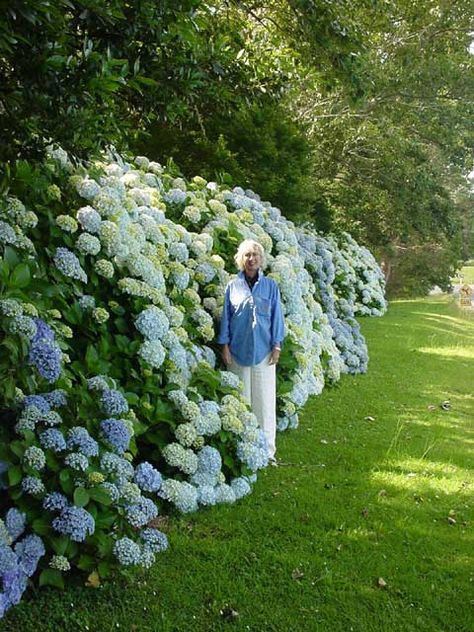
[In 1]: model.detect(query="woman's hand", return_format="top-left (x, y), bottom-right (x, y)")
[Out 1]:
top-left (269, 347), bottom-right (280, 365)
top-left (222, 344), bottom-right (232, 367)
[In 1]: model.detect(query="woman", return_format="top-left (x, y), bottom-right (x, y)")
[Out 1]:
top-left (218, 239), bottom-right (285, 464)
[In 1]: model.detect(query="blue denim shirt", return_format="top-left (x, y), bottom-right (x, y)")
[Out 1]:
top-left (218, 270), bottom-right (285, 367)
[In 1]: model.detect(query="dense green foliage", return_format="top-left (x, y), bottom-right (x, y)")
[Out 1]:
top-left (2, 1), bottom-right (472, 294)
top-left (1, 296), bottom-right (472, 631)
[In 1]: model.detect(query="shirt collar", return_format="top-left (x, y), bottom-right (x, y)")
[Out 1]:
top-left (238, 269), bottom-right (263, 281)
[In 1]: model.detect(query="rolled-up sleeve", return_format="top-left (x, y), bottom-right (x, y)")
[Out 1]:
top-left (217, 286), bottom-right (232, 344)
top-left (270, 284), bottom-right (285, 347)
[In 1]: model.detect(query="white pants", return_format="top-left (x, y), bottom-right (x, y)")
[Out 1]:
top-left (230, 354), bottom-right (276, 459)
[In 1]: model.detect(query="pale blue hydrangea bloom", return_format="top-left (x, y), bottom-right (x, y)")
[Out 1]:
top-left (7, 315), bottom-right (37, 339)
top-left (159, 479), bottom-right (198, 513)
top-left (5, 510), bottom-right (25, 542)
top-left (23, 395), bottom-right (50, 414)
top-left (64, 453), bottom-right (89, 472)
top-left (113, 537), bottom-right (141, 566)
top-left (78, 295), bottom-right (96, 310)
top-left (100, 482), bottom-right (120, 503)
top-left (162, 443), bottom-right (198, 475)
top-left (43, 492), bottom-right (69, 512)
top-left (100, 389), bottom-right (129, 416)
top-left (135, 306), bottom-right (169, 340)
top-left (138, 339), bottom-right (166, 369)
top-left (76, 179), bottom-right (101, 201)
top-left (134, 462), bottom-right (162, 493)
top-left (87, 375), bottom-right (109, 391)
top-left (77, 205), bottom-right (102, 233)
top-left (139, 528), bottom-right (168, 553)
top-left (215, 484), bottom-right (236, 504)
top-left (0, 298), bottom-right (23, 317)
top-left (116, 480), bottom-right (141, 504)
top-left (41, 389), bottom-right (67, 408)
top-left (67, 427), bottom-right (99, 457)
top-left (100, 452), bottom-right (134, 480)
top-left (14, 534), bottom-right (45, 576)
top-left (28, 319), bottom-right (62, 383)
top-left (53, 247), bottom-right (87, 283)
top-left (125, 498), bottom-right (158, 528)
top-left (21, 476), bottom-right (45, 496)
top-left (76, 232), bottom-right (101, 256)
top-left (230, 477), bottom-right (252, 499)
top-left (23, 447), bottom-right (46, 471)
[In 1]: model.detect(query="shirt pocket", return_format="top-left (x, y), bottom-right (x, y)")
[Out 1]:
top-left (255, 296), bottom-right (271, 317)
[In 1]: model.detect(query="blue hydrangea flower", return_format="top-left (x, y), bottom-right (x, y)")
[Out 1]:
top-left (64, 453), bottom-right (89, 472)
top-left (100, 418), bottom-right (131, 454)
top-left (100, 389), bottom-right (129, 416)
top-left (86, 375), bottom-right (109, 391)
top-left (21, 476), bottom-right (45, 496)
top-left (113, 537), bottom-right (141, 566)
top-left (53, 247), bottom-right (87, 283)
top-left (159, 479), bottom-right (198, 513)
top-left (28, 319), bottom-right (62, 383)
top-left (0, 546), bottom-right (17, 574)
top-left (135, 306), bottom-right (170, 341)
top-left (5, 510), bottom-right (25, 542)
top-left (14, 534), bottom-right (45, 576)
top-left (43, 492), bottom-right (69, 512)
top-left (23, 395), bottom-right (50, 414)
top-left (196, 485), bottom-right (217, 506)
top-left (138, 339), bottom-right (166, 369)
top-left (41, 389), bottom-right (67, 408)
top-left (125, 498), bottom-right (158, 528)
top-left (134, 462), bottom-right (162, 493)
top-left (39, 428), bottom-right (67, 452)
top-left (139, 528), bottom-right (168, 553)
top-left (100, 482), bottom-right (120, 503)
top-left (52, 506), bottom-right (95, 541)
top-left (67, 427), bottom-right (99, 457)
top-left (100, 452), bottom-right (134, 480)
top-left (197, 446), bottom-right (222, 475)
top-left (23, 446), bottom-right (46, 471)
top-left (164, 188), bottom-right (186, 205)
top-left (230, 477), bottom-right (252, 499)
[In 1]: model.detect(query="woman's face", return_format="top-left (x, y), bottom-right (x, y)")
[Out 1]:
top-left (243, 248), bottom-right (261, 276)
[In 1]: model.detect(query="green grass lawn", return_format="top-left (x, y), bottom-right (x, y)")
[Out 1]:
top-left (452, 265), bottom-right (474, 284)
top-left (2, 296), bottom-right (473, 632)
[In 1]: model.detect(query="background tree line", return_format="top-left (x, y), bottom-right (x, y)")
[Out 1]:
top-left (1, 0), bottom-right (472, 295)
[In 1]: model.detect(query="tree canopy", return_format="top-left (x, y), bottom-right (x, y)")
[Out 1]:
top-left (1, 0), bottom-right (472, 294)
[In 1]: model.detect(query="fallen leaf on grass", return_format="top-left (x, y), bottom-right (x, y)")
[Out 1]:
top-left (292, 568), bottom-right (305, 580)
top-left (148, 516), bottom-right (171, 531)
top-left (428, 405), bottom-right (436, 411)
top-left (320, 438), bottom-right (329, 444)
top-left (364, 416), bottom-right (375, 422)
top-left (378, 489), bottom-right (387, 498)
top-left (361, 508), bottom-right (369, 518)
top-left (220, 606), bottom-right (239, 621)
top-left (376, 577), bottom-right (387, 589)
top-left (85, 571), bottom-right (100, 588)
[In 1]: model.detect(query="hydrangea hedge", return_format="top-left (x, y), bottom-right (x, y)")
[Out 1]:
top-left (0, 148), bottom-right (387, 616)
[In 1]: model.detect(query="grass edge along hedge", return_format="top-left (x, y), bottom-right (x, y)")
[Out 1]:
top-left (0, 147), bottom-right (387, 617)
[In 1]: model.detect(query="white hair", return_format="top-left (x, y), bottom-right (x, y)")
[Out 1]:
top-left (234, 239), bottom-right (266, 271)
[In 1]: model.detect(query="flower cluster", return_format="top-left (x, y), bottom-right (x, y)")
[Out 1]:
top-left (0, 148), bottom-right (386, 617)
top-left (0, 509), bottom-right (45, 618)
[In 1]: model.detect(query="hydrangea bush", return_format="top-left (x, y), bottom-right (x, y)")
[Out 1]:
top-left (0, 148), bottom-right (386, 614)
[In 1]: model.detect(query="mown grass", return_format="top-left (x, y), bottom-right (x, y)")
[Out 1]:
top-left (452, 265), bottom-right (474, 284)
top-left (1, 296), bottom-right (473, 632)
